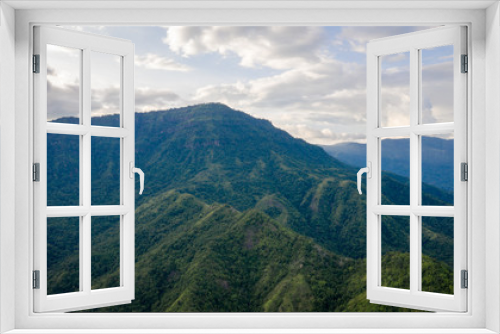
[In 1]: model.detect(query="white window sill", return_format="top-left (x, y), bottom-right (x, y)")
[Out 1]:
top-left (4, 329), bottom-right (498, 334)
top-left (4, 330), bottom-right (499, 334)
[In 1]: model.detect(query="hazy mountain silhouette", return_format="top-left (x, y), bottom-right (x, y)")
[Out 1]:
top-left (322, 138), bottom-right (454, 192)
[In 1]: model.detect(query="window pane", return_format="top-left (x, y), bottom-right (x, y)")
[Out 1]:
top-left (47, 217), bottom-right (80, 295)
top-left (47, 44), bottom-right (81, 124)
top-left (421, 45), bottom-right (454, 124)
top-left (381, 137), bottom-right (409, 205)
top-left (381, 216), bottom-right (410, 290)
top-left (92, 216), bottom-right (120, 290)
top-left (421, 217), bottom-right (454, 294)
top-left (421, 134), bottom-right (454, 206)
top-left (47, 134), bottom-right (80, 206)
top-left (380, 52), bottom-right (410, 127)
top-left (91, 51), bottom-right (121, 127)
top-left (91, 137), bottom-right (121, 205)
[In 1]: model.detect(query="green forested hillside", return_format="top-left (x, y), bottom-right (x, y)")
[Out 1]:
top-left (46, 103), bottom-right (454, 312)
top-left (50, 191), bottom-right (452, 312)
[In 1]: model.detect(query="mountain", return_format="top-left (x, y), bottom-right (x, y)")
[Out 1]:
top-left (51, 191), bottom-right (452, 313)
top-left (322, 138), bottom-right (454, 192)
top-left (46, 103), bottom-right (454, 312)
top-left (322, 142), bottom-right (367, 170)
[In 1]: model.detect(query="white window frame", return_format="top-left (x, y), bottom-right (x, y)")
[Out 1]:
top-left (365, 26), bottom-right (468, 312)
top-left (1, 1), bottom-right (499, 333)
top-left (32, 25), bottom-right (136, 313)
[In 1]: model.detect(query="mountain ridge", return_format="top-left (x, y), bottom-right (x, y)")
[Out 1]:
top-left (47, 103), bottom-right (455, 312)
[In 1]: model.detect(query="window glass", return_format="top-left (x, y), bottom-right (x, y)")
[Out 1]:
top-left (421, 133), bottom-right (454, 206)
top-left (421, 217), bottom-right (454, 294)
top-left (421, 45), bottom-right (454, 124)
top-left (381, 216), bottom-right (410, 290)
top-left (381, 137), bottom-right (410, 205)
top-left (47, 44), bottom-right (81, 124)
top-left (91, 51), bottom-right (121, 127)
top-left (91, 137), bottom-right (121, 206)
top-left (92, 216), bottom-right (121, 289)
top-left (47, 217), bottom-right (80, 295)
top-left (47, 134), bottom-right (80, 206)
top-left (380, 52), bottom-right (410, 127)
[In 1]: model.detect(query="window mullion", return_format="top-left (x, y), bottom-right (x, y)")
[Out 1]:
top-left (82, 47), bottom-right (92, 294)
top-left (409, 47), bottom-right (420, 295)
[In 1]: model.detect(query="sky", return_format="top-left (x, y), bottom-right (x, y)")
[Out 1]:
top-left (47, 26), bottom-right (453, 145)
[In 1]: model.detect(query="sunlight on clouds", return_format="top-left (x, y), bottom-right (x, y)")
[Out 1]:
top-left (380, 86), bottom-right (411, 127)
top-left (52, 25), bottom-right (453, 145)
top-left (190, 57), bottom-right (367, 144)
top-left (135, 54), bottom-right (193, 72)
top-left (91, 86), bottom-right (184, 114)
top-left (192, 59), bottom-right (364, 107)
top-left (91, 87), bottom-right (120, 117)
top-left (47, 44), bottom-right (81, 120)
top-left (47, 81), bottom-right (182, 120)
top-left (278, 123), bottom-right (365, 145)
top-left (91, 52), bottom-right (121, 117)
top-left (47, 81), bottom-right (80, 120)
top-left (163, 26), bottom-right (327, 70)
top-left (421, 46), bottom-right (454, 123)
top-left (135, 88), bottom-right (184, 112)
top-left (46, 45), bottom-right (80, 89)
top-left (192, 81), bottom-right (254, 109)
top-left (380, 52), bottom-right (410, 127)
top-left (422, 62), bottom-right (453, 123)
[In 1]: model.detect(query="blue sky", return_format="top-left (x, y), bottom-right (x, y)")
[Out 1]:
top-left (48, 26), bottom-right (453, 145)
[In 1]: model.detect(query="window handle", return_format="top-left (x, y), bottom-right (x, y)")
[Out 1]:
top-left (357, 162), bottom-right (371, 195)
top-left (129, 162), bottom-right (145, 195)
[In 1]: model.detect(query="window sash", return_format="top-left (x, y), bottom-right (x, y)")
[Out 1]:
top-left (32, 25), bottom-right (136, 313)
top-left (366, 26), bottom-right (468, 312)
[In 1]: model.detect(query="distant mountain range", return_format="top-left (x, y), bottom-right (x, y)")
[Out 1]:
top-left (47, 103), bottom-right (454, 312)
top-left (322, 138), bottom-right (454, 192)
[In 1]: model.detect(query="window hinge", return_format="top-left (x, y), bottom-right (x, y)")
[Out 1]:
top-left (33, 54), bottom-right (40, 73)
top-left (461, 54), bottom-right (468, 73)
top-left (461, 162), bottom-right (468, 182)
top-left (33, 163), bottom-right (40, 182)
top-left (33, 270), bottom-right (40, 289)
top-left (461, 270), bottom-right (468, 289)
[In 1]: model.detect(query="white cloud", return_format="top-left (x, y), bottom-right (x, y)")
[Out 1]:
top-left (135, 53), bottom-right (192, 72)
top-left (92, 86), bottom-right (184, 114)
top-left (189, 58), bottom-right (368, 145)
top-left (383, 52), bottom-right (408, 64)
top-left (421, 61), bottom-right (454, 123)
top-left (380, 86), bottom-right (411, 127)
top-left (48, 26), bottom-right (453, 145)
top-left (91, 87), bottom-right (120, 117)
top-left (47, 80), bottom-right (80, 120)
top-left (163, 26), bottom-right (327, 70)
top-left (193, 59), bottom-right (364, 108)
top-left (47, 78), bottom-right (183, 120)
top-left (279, 123), bottom-right (366, 145)
top-left (135, 87), bottom-right (184, 112)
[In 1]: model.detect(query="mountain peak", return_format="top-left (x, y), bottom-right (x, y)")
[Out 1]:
top-left (160, 102), bottom-right (246, 117)
top-left (190, 102), bottom-right (233, 110)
